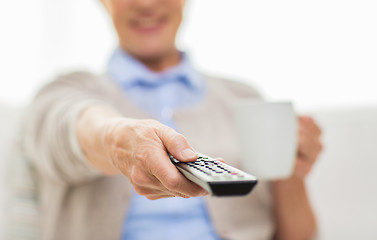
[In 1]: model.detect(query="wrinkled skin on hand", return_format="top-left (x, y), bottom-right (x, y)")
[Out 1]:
top-left (101, 118), bottom-right (208, 200)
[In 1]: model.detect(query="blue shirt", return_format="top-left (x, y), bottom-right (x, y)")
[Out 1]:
top-left (107, 49), bottom-right (220, 240)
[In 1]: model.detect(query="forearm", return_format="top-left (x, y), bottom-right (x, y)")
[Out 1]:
top-left (272, 177), bottom-right (317, 240)
top-left (76, 105), bottom-right (122, 175)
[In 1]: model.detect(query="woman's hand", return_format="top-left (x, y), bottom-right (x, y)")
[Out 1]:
top-left (77, 105), bottom-right (207, 200)
top-left (272, 115), bottom-right (322, 240)
top-left (292, 115), bottom-right (323, 179)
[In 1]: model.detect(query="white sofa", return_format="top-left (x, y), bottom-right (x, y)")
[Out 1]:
top-left (0, 103), bottom-right (22, 239)
top-left (0, 103), bottom-right (376, 239)
top-left (307, 106), bottom-right (377, 240)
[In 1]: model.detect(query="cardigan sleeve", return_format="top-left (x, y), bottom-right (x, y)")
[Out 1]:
top-left (22, 72), bottom-right (118, 184)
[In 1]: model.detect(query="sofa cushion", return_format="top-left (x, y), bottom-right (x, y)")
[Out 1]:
top-left (0, 103), bottom-right (23, 238)
top-left (308, 106), bottom-right (377, 239)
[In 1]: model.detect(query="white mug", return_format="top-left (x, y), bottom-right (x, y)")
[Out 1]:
top-left (235, 100), bottom-right (298, 180)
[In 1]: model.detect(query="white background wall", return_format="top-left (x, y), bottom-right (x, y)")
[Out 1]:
top-left (1, 0), bottom-right (377, 110)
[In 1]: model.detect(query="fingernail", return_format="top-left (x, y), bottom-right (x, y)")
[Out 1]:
top-left (201, 190), bottom-right (209, 196)
top-left (181, 149), bottom-right (197, 159)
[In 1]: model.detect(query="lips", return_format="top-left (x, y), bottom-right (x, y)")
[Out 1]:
top-left (130, 15), bottom-right (167, 34)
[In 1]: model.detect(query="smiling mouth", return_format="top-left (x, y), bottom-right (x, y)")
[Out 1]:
top-left (130, 15), bottom-right (168, 33)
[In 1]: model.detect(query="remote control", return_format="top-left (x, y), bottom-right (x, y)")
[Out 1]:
top-left (169, 153), bottom-right (258, 197)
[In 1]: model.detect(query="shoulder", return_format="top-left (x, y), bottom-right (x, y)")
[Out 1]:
top-left (39, 71), bottom-right (117, 96)
top-left (204, 75), bottom-right (263, 99)
top-left (45, 71), bottom-right (104, 88)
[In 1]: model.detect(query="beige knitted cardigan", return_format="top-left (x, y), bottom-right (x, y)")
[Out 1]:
top-left (18, 72), bottom-right (274, 240)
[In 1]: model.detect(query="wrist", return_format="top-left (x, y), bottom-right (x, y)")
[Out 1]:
top-left (271, 176), bottom-right (317, 240)
top-left (77, 105), bottom-right (122, 175)
top-left (271, 176), bottom-right (306, 193)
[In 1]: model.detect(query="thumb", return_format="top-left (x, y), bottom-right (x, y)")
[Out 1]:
top-left (158, 126), bottom-right (197, 162)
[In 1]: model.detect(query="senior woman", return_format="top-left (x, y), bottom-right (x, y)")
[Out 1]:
top-left (19, 0), bottom-right (322, 239)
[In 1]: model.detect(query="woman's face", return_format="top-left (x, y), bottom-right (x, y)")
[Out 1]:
top-left (102, 0), bottom-right (185, 61)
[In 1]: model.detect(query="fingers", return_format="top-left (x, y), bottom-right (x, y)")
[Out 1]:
top-left (299, 116), bottom-right (322, 138)
top-left (293, 115), bottom-right (323, 178)
top-left (157, 126), bottom-right (197, 162)
top-left (146, 194), bottom-right (177, 200)
top-left (129, 151), bottom-right (207, 199)
top-left (109, 119), bottom-right (207, 199)
top-left (129, 138), bottom-right (206, 198)
top-left (133, 183), bottom-right (186, 200)
top-left (154, 126), bottom-right (209, 196)
top-left (150, 152), bottom-right (208, 197)
top-left (298, 116), bottom-right (322, 159)
top-left (297, 130), bottom-right (322, 163)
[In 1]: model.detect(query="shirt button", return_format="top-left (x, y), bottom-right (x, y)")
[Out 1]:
top-left (161, 107), bottom-right (173, 120)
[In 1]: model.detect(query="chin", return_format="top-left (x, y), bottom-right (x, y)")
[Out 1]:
top-left (129, 45), bottom-right (174, 61)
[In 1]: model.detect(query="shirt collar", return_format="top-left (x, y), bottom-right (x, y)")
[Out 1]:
top-left (107, 47), bottom-right (204, 91)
